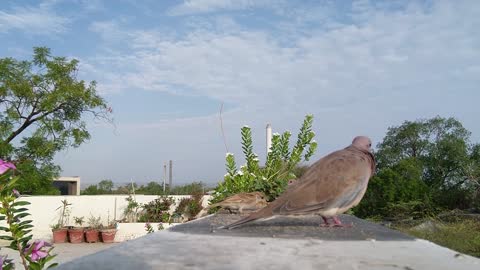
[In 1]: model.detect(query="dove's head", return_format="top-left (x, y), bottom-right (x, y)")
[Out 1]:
top-left (352, 136), bottom-right (372, 152)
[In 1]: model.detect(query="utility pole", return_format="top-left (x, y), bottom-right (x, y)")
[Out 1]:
top-left (163, 162), bottom-right (167, 193)
top-left (169, 160), bottom-right (173, 191)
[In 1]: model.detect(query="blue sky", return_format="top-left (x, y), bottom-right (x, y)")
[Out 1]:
top-left (1, 0), bottom-right (479, 187)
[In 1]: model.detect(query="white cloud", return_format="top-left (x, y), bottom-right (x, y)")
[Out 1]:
top-left (168, 0), bottom-right (278, 16)
top-left (90, 0), bottom-right (479, 112)
top-left (0, 2), bottom-right (69, 35)
top-left (69, 0), bottom-right (480, 183)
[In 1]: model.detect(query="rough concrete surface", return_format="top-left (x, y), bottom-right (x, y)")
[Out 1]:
top-left (171, 214), bottom-right (413, 240)
top-left (56, 214), bottom-right (479, 270)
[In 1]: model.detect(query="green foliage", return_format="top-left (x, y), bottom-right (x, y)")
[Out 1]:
top-left (174, 194), bottom-right (203, 220)
top-left (355, 116), bottom-right (479, 219)
top-left (73, 216), bottom-right (84, 227)
top-left (87, 215), bottom-right (102, 229)
top-left (397, 219), bottom-right (480, 258)
top-left (97, 180), bottom-right (114, 193)
top-left (123, 195), bottom-right (141, 223)
top-left (81, 179), bottom-right (114, 195)
top-left (54, 199), bottom-right (71, 228)
top-left (212, 115), bottom-right (317, 203)
top-left (0, 47), bottom-right (111, 195)
top-left (145, 223), bottom-right (154, 234)
top-left (138, 196), bottom-right (174, 223)
top-left (82, 181), bottom-right (207, 195)
top-left (0, 166), bottom-right (57, 269)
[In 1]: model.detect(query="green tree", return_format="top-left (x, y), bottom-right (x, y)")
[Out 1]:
top-left (355, 116), bottom-right (479, 218)
top-left (98, 179), bottom-right (114, 193)
top-left (81, 184), bottom-right (100, 195)
top-left (137, 181), bottom-right (164, 195)
top-left (0, 47), bottom-right (111, 194)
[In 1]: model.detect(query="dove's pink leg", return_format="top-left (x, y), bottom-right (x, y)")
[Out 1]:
top-left (319, 216), bottom-right (332, 227)
top-left (332, 216), bottom-right (352, 227)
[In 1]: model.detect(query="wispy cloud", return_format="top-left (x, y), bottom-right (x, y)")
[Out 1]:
top-left (56, 0), bottom-right (480, 184)
top-left (0, 1), bottom-right (70, 35)
top-left (89, 0), bottom-right (479, 111)
top-left (168, 0), bottom-right (279, 16)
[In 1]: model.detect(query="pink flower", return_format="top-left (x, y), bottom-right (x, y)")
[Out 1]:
top-left (0, 159), bottom-right (16, 175)
top-left (25, 240), bottom-right (50, 262)
top-left (13, 189), bottom-right (20, 198)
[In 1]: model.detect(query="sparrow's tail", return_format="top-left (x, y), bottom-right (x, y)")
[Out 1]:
top-left (221, 214), bottom-right (259, 230)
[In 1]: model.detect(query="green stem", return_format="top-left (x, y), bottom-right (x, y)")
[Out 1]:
top-left (3, 201), bottom-right (29, 270)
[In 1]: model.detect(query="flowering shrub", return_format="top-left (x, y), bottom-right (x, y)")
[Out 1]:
top-left (211, 115), bottom-right (317, 204)
top-left (0, 159), bottom-right (57, 270)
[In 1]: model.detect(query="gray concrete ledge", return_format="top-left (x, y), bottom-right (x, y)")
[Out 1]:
top-left (170, 214), bottom-right (413, 241)
top-left (57, 214), bottom-right (480, 270)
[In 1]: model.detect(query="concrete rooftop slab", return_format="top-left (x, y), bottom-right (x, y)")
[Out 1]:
top-left (57, 214), bottom-right (480, 270)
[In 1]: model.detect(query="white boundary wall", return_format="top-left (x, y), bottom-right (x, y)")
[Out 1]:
top-left (0, 195), bottom-right (211, 241)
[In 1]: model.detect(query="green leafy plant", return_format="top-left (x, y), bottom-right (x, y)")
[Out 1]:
top-left (0, 159), bottom-right (57, 270)
top-left (138, 196), bottom-right (173, 223)
top-left (145, 223), bottom-right (154, 234)
top-left (54, 199), bottom-right (71, 229)
top-left (87, 215), bottom-right (102, 230)
top-left (73, 216), bottom-right (84, 227)
top-left (174, 194), bottom-right (203, 221)
top-left (211, 114), bottom-right (317, 203)
top-left (123, 195), bottom-right (141, 222)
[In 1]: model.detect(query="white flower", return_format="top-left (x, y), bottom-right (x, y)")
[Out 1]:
top-left (226, 152), bottom-right (234, 157)
top-left (243, 125), bottom-right (250, 128)
top-left (253, 158), bottom-right (259, 161)
top-left (311, 140), bottom-right (316, 143)
top-left (262, 176), bottom-right (267, 180)
top-left (237, 171), bottom-right (244, 176)
top-left (273, 132), bottom-right (280, 136)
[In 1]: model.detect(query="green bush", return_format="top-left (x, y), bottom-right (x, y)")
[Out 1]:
top-left (138, 196), bottom-right (174, 223)
top-left (174, 193), bottom-right (203, 220)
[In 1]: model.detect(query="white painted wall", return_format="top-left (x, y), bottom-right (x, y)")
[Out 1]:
top-left (0, 195), bottom-right (212, 241)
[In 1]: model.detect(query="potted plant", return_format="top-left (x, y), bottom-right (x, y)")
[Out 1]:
top-left (100, 221), bottom-right (117, 243)
top-left (51, 223), bottom-right (68, 243)
top-left (85, 215), bottom-right (102, 243)
top-left (51, 199), bottom-right (71, 243)
top-left (68, 216), bottom-right (85, 243)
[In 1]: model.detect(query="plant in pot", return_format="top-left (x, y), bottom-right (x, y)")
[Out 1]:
top-left (68, 216), bottom-right (85, 243)
top-left (51, 199), bottom-right (71, 243)
top-left (100, 220), bottom-right (117, 243)
top-left (85, 215), bottom-right (102, 243)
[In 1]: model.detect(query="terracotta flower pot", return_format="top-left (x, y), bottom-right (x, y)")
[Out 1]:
top-left (68, 227), bottom-right (85, 243)
top-left (52, 228), bottom-right (68, 243)
top-left (100, 229), bottom-right (117, 243)
top-left (85, 229), bottom-right (99, 243)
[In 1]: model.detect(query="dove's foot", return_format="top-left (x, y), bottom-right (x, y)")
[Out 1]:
top-left (332, 216), bottom-right (353, 227)
top-left (319, 216), bottom-right (353, 227)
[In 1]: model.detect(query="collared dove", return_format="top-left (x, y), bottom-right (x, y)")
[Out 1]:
top-left (222, 136), bottom-right (375, 229)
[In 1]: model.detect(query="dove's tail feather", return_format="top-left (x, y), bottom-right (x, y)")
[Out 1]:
top-left (221, 214), bottom-right (260, 229)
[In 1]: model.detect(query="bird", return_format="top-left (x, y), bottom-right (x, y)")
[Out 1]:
top-left (209, 191), bottom-right (268, 214)
top-left (222, 136), bottom-right (375, 229)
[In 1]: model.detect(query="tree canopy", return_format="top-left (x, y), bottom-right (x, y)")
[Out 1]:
top-left (355, 116), bottom-right (480, 218)
top-left (0, 47), bottom-right (111, 194)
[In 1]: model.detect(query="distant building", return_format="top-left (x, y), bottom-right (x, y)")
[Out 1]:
top-left (53, 176), bottom-right (81, 195)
